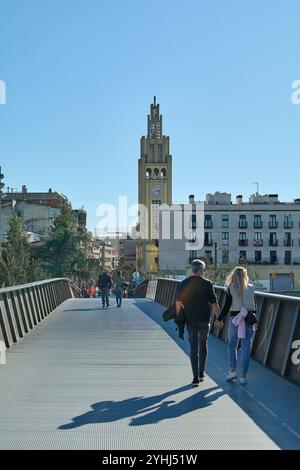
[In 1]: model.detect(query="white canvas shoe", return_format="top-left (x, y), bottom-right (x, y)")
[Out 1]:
top-left (226, 371), bottom-right (238, 381)
top-left (240, 377), bottom-right (247, 385)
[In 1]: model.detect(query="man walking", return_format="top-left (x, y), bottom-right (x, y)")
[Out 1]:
top-left (176, 259), bottom-right (221, 386)
top-left (99, 270), bottom-right (112, 308)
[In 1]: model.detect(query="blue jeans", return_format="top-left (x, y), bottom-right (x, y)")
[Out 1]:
top-left (115, 289), bottom-right (122, 306)
top-left (228, 319), bottom-right (254, 375)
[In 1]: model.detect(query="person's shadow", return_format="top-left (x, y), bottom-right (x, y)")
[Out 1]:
top-left (58, 385), bottom-right (224, 430)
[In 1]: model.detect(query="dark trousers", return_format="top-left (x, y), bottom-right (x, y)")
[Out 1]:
top-left (187, 322), bottom-right (210, 377)
top-left (101, 287), bottom-right (110, 306)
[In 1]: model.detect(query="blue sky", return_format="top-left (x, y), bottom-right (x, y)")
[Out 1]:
top-left (1, 0), bottom-right (300, 232)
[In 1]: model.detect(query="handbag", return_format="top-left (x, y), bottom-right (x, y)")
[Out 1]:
top-left (245, 311), bottom-right (258, 325)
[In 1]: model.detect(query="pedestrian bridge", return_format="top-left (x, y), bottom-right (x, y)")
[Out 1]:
top-left (0, 279), bottom-right (300, 450)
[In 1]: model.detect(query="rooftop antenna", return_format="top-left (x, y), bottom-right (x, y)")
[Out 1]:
top-left (253, 182), bottom-right (260, 196)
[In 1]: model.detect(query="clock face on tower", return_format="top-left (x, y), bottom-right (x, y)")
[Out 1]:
top-left (151, 186), bottom-right (163, 196)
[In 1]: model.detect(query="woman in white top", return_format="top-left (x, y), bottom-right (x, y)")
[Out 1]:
top-left (215, 266), bottom-right (256, 385)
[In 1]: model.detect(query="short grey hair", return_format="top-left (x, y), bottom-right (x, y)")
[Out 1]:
top-left (191, 259), bottom-right (206, 273)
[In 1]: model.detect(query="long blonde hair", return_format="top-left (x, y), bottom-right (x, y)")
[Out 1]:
top-left (225, 266), bottom-right (249, 298)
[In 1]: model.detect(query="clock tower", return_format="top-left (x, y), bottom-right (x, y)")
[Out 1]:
top-left (137, 97), bottom-right (172, 273)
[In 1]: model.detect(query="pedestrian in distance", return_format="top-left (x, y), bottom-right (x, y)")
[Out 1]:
top-left (175, 259), bottom-right (221, 387)
top-left (214, 266), bottom-right (257, 385)
top-left (88, 282), bottom-right (95, 298)
top-left (99, 270), bottom-right (112, 308)
top-left (114, 270), bottom-right (125, 308)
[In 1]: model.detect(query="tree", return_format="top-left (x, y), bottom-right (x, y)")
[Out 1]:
top-left (41, 196), bottom-right (89, 279)
top-left (0, 213), bottom-right (31, 286)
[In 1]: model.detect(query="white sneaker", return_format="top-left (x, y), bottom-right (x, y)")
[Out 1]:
top-left (239, 377), bottom-right (247, 385)
top-left (226, 371), bottom-right (238, 381)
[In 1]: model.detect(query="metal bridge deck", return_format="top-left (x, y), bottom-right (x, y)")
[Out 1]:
top-left (0, 298), bottom-right (299, 450)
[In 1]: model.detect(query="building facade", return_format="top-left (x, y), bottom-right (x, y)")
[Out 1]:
top-left (137, 97), bottom-right (172, 273)
top-left (0, 186), bottom-right (86, 241)
top-left (158, 192), bottom-right (300, 291)
top-left (91, 239), bottom-right (116, 272)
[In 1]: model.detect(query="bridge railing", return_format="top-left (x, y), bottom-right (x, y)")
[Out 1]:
top-left (0, 278), bottom-right (78, 355)
top-left (144, 278), bottom-right (300, 387)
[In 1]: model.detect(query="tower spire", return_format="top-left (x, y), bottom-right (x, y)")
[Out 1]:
top-left (154, 95), bottom-right (156, 107)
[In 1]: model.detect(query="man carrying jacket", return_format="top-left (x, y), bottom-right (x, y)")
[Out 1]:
top-left (176, 259), bottom-right (221, 386)
top-left (99, 270), bottom-right (112, 308)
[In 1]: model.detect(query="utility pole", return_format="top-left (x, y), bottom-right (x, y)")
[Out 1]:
top-left (0, 167), bottom-right (5, 247)
top-left (214, 241), bottom-right (217, 268)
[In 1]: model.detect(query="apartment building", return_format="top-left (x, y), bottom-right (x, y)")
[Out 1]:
top-left (158, 192), bottom-right (300, 291)
top-left (91, 239), bottom-right (116, 272)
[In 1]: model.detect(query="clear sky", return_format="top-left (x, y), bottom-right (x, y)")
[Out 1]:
top-left (1, 0), bottom-right (300, 232)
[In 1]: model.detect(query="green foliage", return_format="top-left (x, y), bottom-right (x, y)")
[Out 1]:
top-left (0, 213), bottom-right (31, 286)
top-left (41, 196), bottom-right (89, 278)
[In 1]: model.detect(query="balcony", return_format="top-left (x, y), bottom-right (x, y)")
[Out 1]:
top-left (284, 239), bottom-right (293, 247)
top-left (204, 221), bottom-right (213, 229)
top-left (239, 239), bottom-right (248, 246)
top-left (284, 222), bottom-right (293, 229)
top-left (254, 222), bottom-right (263, 229)
top-left (204, 240), bottom-right (213, 246)
top-left (270, 257), bottom-right (278, 265)
top-left (269, 239), bottom-right (278, 246)
top-left (253, 239), bottom-right (263, 246)
top-left (239, 222), bottom-right (248, 229)
top-left (269, 222), bottom-right (278, 229)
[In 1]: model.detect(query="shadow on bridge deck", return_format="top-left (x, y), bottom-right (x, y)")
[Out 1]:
top-left (135, 298), bottom-right (300, 450)
top-left (0, 297), bottom-right (299, 450)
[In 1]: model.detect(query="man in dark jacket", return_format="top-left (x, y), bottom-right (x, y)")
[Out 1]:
top-left (99, 270), bottom-right (112, 308)
top-left (176, 259), bottom-right (221, 386)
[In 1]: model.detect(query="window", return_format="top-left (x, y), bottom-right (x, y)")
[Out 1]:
top-left (239, 215), bottom-right (247, 228)
top-left (284, 232), bottom-right (292, 246)
top-left (205, 250), bottom-right (213, 263)
top-left (149, 143), bottom-right (154, 157)
top-left (254, 232), bottom-right (263, 246)
top-left (222, 249), bottom-right (229, 264)
top-left (285, 251), bottom-right (292, 265)
top-left (222, 215), bottom-right (229, 228)
top-left (189, 250), bottom-right (197, 263)
top-left (153, 168), bottom-right (159, 178)
top-left (239, 232), bottom-right (248, 246)
top-left (239, 251), bottom-right (247, 263)
top-left (269, 232), bottom-right (278, 246)
top-left (191, 214), bottom-right (197, 229)
top-left (204, 214), bottom-right (212, 228)
top-left (189, 232), bottom-right (196, 243)
top-left (222, 232), bottom-right (229, 245)
top-left (255, 251), bottom-right (262, 263)
top-left (284, 215), bottom-right (293, 229)
top-left (269, 215), bottom-right (278, 228)
top-left (254, 215), bottom-right (263, 228)
top-left (270, 250), bottom-right (277, 264)
top-left (204, 232), bottom-right (213, 246)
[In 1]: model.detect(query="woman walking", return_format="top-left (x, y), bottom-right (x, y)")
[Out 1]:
top-left (215, 267), bottom-right (256, 385)
top-left (114, 271), bottom-right (125, 308)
